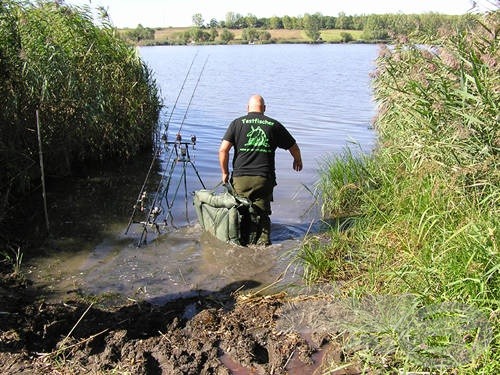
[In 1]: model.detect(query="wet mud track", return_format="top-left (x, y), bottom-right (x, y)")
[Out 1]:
top-left (0, 262), bottom-right (352, 374)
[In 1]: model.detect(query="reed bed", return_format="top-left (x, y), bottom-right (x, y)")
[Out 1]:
top-left (0, 0), bottom-right (161, 227)
top-left (300, 11), bottom-right (499, 373)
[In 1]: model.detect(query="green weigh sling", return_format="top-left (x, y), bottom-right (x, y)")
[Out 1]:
top-left (193, 185), bottom-right (260, 246)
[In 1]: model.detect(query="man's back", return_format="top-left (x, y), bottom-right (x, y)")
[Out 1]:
top-left (223, 111), bottom-right (296, 179)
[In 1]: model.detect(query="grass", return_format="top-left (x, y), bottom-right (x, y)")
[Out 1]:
top-left (320, 29), bottom-right (364, 42)
top-left (1, 246), bottom-right (24, 276)
top-left (299, 10), bottom-right (500, 373)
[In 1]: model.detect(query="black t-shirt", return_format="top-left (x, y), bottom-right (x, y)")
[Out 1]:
top-left (223, 112), bottom-right (296, 178)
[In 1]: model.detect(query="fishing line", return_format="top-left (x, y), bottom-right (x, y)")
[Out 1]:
top-left (158, 50), bottom-right (201, 174)
top-left (164, 50), bottom-right (199, 132)
top-left (176, 55), bottom-right (209, 136)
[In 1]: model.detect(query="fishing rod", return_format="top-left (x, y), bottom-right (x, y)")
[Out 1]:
top-left (153, 55), bottom-right (209, 229)
top-left (177, 55), bottom-right (209, 135)
top-left (164, 50), bottom-right (199, 132)
top-left (124, 148), bottom-right (159, 235)
top-left (124, 51), bottom-right (200, 237)
top-left (128, 54), bottom-right (209, 245)
top-left (149, 49), bottom-right (200, 166)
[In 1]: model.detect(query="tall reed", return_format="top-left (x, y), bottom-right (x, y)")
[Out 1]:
top-left (302, 10), bottom-right (499, 373)
top-left (0, 1), bottom-right (161, 228)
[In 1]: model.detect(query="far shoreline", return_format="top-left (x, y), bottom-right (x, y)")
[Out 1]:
top-left (119, 27), bottom-right (377, 46)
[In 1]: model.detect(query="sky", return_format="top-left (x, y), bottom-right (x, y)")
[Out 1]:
top-left (63, 0), bottom-right (483, 28)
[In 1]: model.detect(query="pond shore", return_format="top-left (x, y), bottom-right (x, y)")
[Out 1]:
top-left (122, 27), bottom-right (368, 45)
top-left (0, 262), bottom-right (350, 374)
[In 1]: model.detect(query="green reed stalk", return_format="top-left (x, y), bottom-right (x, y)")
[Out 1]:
top-left (0, 0), bottom-right (161, 230)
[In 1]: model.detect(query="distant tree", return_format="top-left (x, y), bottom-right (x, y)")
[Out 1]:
top-left (225, 12), bottom-right (237, 28)
top-left (175, 31), bottom-right (189, 44)
top-left (387, 14), bottom-right (416, 37)
top-left (245, 13), bottom-right (258, 28)
top-left (192, 13), bottom-right (204, 27)
top-left (242, 27), bottom-right (259, 42)
top-left (259, 30), bottom-right (272, 42)
top-left (282, 15), bottom-right (293, 29)
top-left (233, 13), bottom-right (245, 28)
top-left (213, 11), bottom-right (466, 41)
top-left (418, 13), bottom-right (448, 37)
top-left (257, 17), bottom-right (268, 28)
top-left (340, 32), bottom-right (353, 42)
top-left (209, 27), bottom-right (218, 41)
top-left (269, 16), bottom-right (283, 29)
top-left (219, 28), bottom-right (234, 44)
top-left (352, 15), bottom-right (365, 30)
top-left (313, 13), bottom-right (324, 29)
top-left (303, 13), bottom-right (321, 41)
top-left (336, 12), bottom-right (354, 29)
top-left (292, 16), bottom-right (303, 29)
top-left (126, 24), bottom-right (154, 42)
top-left (241, 28), bottom-right (248, 41)
top-left (323, 16), bottom-right (336, 29)
top-left (362, 14), bottom-right (390, 40)
top-left (209, 18), bottom-right (219, 28)
top-left (190, 27), bottom-right (210, 42)
top-left (225, 12), bottom-right (245, 28)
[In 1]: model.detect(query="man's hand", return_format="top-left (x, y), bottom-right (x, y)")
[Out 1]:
top-left (288, 143), bottom-right (303, 172)
top-left (293, 158), bottom-right (303, 172)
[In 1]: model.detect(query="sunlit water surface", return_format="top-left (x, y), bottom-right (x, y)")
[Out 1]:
top-left (29, 44), bottom-right (378, 304)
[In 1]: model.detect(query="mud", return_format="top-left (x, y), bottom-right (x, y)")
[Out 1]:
top-left (0, 155), bottom-right (356, 374)
top-left (0, 256), bottom-right (362, 375)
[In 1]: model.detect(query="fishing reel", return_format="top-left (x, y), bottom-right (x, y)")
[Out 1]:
top-left (175, 133), bottom-right (197, 146)
top-left (161, 133), bottom-right (198, 160)
top-left (161, 133), bottom-right (197, 147)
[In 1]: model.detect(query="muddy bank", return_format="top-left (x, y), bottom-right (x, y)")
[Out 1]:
top-left (0, 150), bottom-right (352, 374)
top-left (1, 258), bottom-right (358, 374)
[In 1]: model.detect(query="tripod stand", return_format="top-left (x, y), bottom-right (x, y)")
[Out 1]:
top-left (125, 54), bottom-right (209, 246)
top-left (162, 136), bottom-right (206, 226)
top-left (125, 134), bottom-right (205, 246)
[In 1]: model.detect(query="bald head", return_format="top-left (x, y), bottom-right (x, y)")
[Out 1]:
top-left (247, 94), bottom-right (266, 113)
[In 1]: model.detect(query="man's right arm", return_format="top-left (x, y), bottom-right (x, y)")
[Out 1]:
top-left (219, 140), bottom-right (233, 183)
top-left (288, 143), bottom-right (303, 172)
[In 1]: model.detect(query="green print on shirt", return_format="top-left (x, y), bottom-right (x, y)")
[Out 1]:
top-left (242, 118), bottom-right (274, 126)
top-left (240, 125), bottom-right (271, 152)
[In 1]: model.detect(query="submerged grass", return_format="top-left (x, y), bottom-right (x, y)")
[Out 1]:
top-left (300, 10), bottom-right (499, 373)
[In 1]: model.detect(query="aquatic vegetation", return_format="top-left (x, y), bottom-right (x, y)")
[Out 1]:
top-left (0, 0), bottom-right (161, 227)
top-left (302, 10), bottom-right (499, 373)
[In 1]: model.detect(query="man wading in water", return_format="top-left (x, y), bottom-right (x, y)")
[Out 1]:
top-left (219, 94), bottom-right (303, 246)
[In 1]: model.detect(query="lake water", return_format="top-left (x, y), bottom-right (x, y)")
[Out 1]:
top-left (30, 43), bottom-right (378, 304)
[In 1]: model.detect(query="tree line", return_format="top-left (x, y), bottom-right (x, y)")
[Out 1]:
top-left (125, 11), bottom-right (475, 44)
